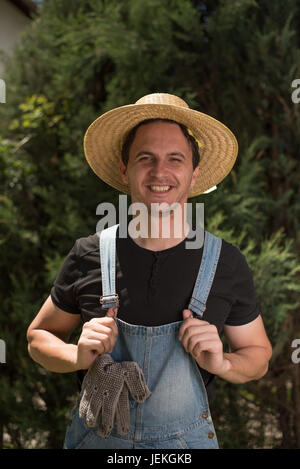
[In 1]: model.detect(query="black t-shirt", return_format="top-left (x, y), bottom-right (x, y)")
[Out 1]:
top-left (50, 226), bottom-right (260, 399)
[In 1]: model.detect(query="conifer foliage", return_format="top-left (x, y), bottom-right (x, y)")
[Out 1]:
top-left (0, 0), bottom-right (300, 448)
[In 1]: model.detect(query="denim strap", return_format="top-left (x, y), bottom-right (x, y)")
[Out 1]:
top-left (99, 224), bottom-right (119, 309)
top-left (188, 231), bottom-right (222, 318)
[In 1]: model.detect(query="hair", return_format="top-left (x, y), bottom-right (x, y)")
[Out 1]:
top-left (121, 118), bottom-right (201, 169)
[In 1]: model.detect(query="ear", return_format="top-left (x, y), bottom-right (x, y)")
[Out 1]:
top-left (119, 160), bottom-right (129, 185)
top-left (190, 165), bottom-right (199, 188)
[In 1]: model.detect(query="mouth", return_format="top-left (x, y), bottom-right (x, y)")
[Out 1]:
top-left (147, 185), bottom-right (173, 193)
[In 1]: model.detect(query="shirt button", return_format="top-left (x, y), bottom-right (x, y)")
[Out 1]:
top-left (202, 411), bottom-right (208, 419)
top-left (207, 432), bottom-right (215, 439)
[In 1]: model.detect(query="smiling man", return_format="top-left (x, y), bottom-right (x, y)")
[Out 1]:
top-left (120, 120), bottom-right (198, 206)
top-left (27, 93), bottom-right (272, 449)
top-left (119, 119), bottom-right (199, 250)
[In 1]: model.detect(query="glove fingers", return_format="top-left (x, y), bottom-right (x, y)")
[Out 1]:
top-left (123, 363), bottom-right (151, 402)
top-left (79, 354), bottom-right (118, 430)
top-left (79, 355), bottom-right (150, 439)
top-left (97, 390), bottom-right (119, 438)
top-left (79, 385), bottom-right (104, 428)
top-left (78, 374), bottom-right (95, 423)
top-left (85, 389), bottom-right (104, 428)
top-left (115, 384), bottom-right (130, 435)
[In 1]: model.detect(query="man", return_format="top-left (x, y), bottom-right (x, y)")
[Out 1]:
top-left (27, 93), bottom-right (272, 449)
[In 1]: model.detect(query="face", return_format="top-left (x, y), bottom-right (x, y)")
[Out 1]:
top-left (119, 121), bottom-right (199, 211)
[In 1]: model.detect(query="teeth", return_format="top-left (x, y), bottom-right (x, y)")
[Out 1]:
top-left (150, 185), bottom-right (170, 192)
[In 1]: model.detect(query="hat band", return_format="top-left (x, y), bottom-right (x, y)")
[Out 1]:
top-left (187, 128), bottom-right (203, 150)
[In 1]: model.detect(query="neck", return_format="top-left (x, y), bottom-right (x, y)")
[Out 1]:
top-left (128, 203), bottom-right (190, 251)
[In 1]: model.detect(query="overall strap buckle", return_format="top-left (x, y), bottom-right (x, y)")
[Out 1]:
top-left (100, 293), bottom-right (119, 309)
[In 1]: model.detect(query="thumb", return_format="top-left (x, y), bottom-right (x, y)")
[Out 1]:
top-left (182, 309), bottom-right (193, 320)
top-left (106, 307), bottom-right (118, 318)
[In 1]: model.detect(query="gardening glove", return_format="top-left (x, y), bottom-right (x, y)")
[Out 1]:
top-left (79, 353), bottom-right (151, 438)
top-left (79, 353), bottom-right (124, 437)
top-left (115, 382), bottom-right (131, 436)
top-left (114, 360), bottom-right (152, 435)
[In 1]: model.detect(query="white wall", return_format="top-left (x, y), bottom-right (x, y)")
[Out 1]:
top-left (0, 0), bottom-right (31, 76)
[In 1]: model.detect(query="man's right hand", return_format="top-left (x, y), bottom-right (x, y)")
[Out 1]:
top-left (76, 307), bottom-right (118, 370)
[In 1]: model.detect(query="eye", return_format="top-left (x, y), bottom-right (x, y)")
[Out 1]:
top-left (170, 157), bottom-right (182, 162)
top-left (137, 155), bottom-right (151, 162)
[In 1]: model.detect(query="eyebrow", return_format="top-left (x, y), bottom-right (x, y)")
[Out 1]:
top-left (134, 151), bottom-right (186, 160)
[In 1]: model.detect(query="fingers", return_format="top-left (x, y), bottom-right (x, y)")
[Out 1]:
top-left (183, 335), bottom-right (222, 358)
top-left (115, 385), bottom-right (130, 435)
top-left (84, 391), bottom-right (104, 428)
top-left (82, 318), bottom-right (118, 350)
top-left (122, 363), bottom-right (151, 402)
top-left (77, 315), bottom-right (119, 369)
top-left (97, 390), bottom-right (118, 438)
top-left (179, 315), bottom-right (211, 341)
top-left (79, 332), bottom-right (113, 354)
top-left (179, 318), bottom-right (221, 355)
top-left (182, 309), bottom-right (193, 320)
top-left (106, 307), bottom-right (118, 318)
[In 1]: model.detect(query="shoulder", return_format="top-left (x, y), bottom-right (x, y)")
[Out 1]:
top-left (219, 239), bottom-right (248, 271)
top-left (204, 231), bottom-right (247, 269)
top-left (215, 237), bottom-right (256, 294)
top-left (54, 233), bottom-right (99, 278)
top-left (73, 233), bottom-right (99, 258)
top-left (209, 235), bottom-right (254, 283)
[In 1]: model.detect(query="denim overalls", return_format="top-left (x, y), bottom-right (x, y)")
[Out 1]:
top-left (64, 224), bottom-right (222, 449)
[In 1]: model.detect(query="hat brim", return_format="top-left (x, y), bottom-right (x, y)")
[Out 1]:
top-left (83, 102), bottom-right (238, 197)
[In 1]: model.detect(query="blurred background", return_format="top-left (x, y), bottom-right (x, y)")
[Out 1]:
top-left (0, 0), bottom-right (300, 449)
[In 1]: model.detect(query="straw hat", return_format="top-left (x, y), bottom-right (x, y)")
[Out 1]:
top-left (83, 93), bottom-right (238, 197)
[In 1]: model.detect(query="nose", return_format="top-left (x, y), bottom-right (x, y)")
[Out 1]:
top-left (149, 158), bottom-right (167, 178)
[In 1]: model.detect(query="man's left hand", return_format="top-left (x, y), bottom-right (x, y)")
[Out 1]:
top-left (178, 309), bottom-right (230, 376)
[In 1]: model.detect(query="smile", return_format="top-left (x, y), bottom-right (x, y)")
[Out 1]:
top-left (148, 185), bottom-right (172, 192)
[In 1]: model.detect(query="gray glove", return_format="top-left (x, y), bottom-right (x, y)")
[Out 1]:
top-left (114, 360), bottom-right (153, 435)
top-left (79, 354), bottom-right (151, 438)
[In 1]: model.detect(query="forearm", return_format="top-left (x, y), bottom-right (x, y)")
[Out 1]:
top-left (27, 329), bottom-right (79, 373)
top-left (215, 346), bottom-right (271, 384)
